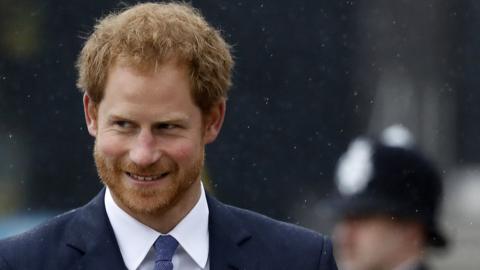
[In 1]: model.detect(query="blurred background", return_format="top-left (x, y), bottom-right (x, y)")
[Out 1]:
top-left (0, 0), bottom-right (479, 268)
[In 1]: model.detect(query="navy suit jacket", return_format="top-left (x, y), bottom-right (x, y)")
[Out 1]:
top-left (0, 189), bottom-right (337, 269)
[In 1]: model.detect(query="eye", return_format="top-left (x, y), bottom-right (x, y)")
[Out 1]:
top-left (113, 120), bottom-right (133, 129)
top-left (156, 123), bottom-right (178, 130)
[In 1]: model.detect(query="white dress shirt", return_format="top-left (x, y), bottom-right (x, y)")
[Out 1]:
top-left (105, 185), bottom-right (210, 270)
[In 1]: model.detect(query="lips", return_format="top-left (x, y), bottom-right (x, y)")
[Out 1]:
top-left (126, 172), bottom-right (169, 181)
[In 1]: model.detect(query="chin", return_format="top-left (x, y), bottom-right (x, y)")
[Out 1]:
top-left (105, 169), bottom-right (200, 216)
top-left (121, 186), bottom-right (174, 213)
top-left (106, 174), bottom-right (184, 214)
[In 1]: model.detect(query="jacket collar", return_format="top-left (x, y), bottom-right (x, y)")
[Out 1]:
top-left (206, 194), bottom-right (257, 270)
top-left (64, 188), bottom-right (127, 270)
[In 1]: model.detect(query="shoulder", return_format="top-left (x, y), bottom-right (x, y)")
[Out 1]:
top-left (216, 201), bottom-right (337, 269)
top-left (0, 208), bottom-right (80, 268)
top-left (0, 208), bottom-right (79, 247)
top-left (226, 203), bottom-right (329, 246)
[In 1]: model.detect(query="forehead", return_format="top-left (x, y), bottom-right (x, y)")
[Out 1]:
top-left (106, 60), bottom-right (188, 93)
top-left (99, 61), bottom-right (199, 117)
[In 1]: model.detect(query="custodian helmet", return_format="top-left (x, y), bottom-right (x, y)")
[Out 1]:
top-left (334, 126), bottom-right (447, 248)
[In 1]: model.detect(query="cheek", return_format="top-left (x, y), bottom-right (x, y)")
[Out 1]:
top-left (333, 225), bottom-right (350, 248)
top-left (334, 224), bottom-right (358, 260)
top-left (356, 226), bottom-right (386, 253)
top-left (166, 139), bottom-right (201, 163)
top-left (96, 134), bottom-right (128, 158)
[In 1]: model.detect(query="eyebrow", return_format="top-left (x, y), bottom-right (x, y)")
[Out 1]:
top-left (108, 113), bottom-right (190, 123)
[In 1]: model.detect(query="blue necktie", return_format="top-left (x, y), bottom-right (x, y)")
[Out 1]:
top-left (154, 235), bottom-right (179, 270)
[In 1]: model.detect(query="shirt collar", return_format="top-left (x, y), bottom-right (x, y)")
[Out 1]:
top-left (169, 185), bottom-right (209, 268)
top-left (104, 184), bottom-right (210, 270)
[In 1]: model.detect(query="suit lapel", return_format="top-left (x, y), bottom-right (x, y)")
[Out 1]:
top-left (64, 189), bottom-right (127, 270)
top-left (207, 194), bottom-right (258, 270)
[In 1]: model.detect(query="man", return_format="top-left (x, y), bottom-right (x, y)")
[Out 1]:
top-left (0, 2), bottom-right (337, 270)
top-left (332, 125), bottom-right (448, 270)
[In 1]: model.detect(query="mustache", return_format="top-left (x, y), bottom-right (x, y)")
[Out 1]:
top-left (116, 161), bottom-right (175, 175)
top-left (93, 143), bottom-right (177, 175)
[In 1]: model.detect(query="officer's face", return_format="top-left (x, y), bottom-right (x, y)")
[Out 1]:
top-left (84, 59), bottom-right (224, 221)
top-left (333, 215), bottom-right (423, 270)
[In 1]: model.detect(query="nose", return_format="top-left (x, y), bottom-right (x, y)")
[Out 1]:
top-left (129, 129), bottom-right (161, 167)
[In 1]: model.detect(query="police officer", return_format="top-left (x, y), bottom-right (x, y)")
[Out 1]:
top-left (332, 125), bottom-right (447, 270)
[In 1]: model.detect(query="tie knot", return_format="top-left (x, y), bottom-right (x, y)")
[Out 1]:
top-left (154, 235), bottom-right (179, 262)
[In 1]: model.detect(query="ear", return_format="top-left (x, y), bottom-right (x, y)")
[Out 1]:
top-left (203, 99), bottom-right (226, 144)
top-left (83, 94), bottom-right (98, 137)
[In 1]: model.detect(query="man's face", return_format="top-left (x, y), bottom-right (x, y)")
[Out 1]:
top-left (333, 215), bottom-right (417, 270)
top-left (84, 60), bottom-right (224, 217)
